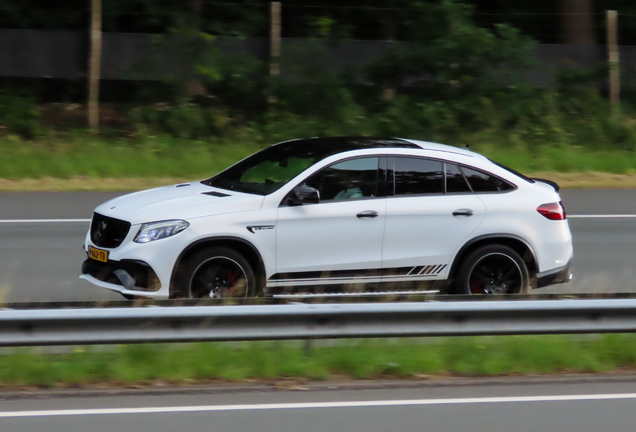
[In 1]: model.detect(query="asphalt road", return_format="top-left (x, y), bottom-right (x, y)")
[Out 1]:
top-left (2, 379), bottom-right (636, 431)
top-left (0, 190), bottom-right (634, 302)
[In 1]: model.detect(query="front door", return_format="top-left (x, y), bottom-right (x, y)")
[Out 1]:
top-left (274, 157), bottom-right (385, 287)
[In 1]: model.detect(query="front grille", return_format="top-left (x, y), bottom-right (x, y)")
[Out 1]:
top-left (90, 213), bottom-right (131, 248)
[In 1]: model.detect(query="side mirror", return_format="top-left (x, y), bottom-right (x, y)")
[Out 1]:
top-left (288, 184), bottom-right (320, 206)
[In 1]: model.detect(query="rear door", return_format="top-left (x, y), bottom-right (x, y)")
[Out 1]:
top-left (381, 157), bottom-right (485, 282)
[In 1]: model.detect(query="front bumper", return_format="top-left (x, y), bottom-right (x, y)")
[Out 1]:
top-left (81, 223), bottom-right (190, 299)
top-left (81, 258), bottom-right (161, 292)
top-left (536, 260), bottom-right (573, 288)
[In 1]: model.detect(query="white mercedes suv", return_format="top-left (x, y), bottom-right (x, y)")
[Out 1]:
top-left (81, 137), bottom-right (573, 299)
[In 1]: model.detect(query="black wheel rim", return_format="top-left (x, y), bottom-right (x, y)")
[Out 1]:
top-left (467, 253), bottom-right (522, 295)
top-left (190, 257), bottom-right (248, 299)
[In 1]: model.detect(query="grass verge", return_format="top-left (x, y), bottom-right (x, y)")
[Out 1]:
top-left (2, 135), bottom-right (636, 191)
top-left (3, 335), bottom-right (636, 389)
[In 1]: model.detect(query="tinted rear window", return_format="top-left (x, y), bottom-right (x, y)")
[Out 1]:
top-left (461, 166), bottom-right (515, 192)
top-left (445, 163), bottom-right (471, 193)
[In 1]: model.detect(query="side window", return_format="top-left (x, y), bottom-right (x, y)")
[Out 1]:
top-left (393, 157), bottom-right (443, 195)
top-left (461, 166), bottom-right (515, 192)
top-left (445, 163), bottom-right (471, 193)
top-left (304, 157), bottom-right (379, 202)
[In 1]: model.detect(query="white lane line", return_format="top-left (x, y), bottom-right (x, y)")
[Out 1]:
top-left (3, 393), bottom-right (636, 418)
top-left (0, 214), bottom-right (635, 224)
top-left (569, 215), bottom-right (636, 218)
top-left (0, 219), bottom-right (91, 223)
top-left (0, 215), bottom-right (635, 224)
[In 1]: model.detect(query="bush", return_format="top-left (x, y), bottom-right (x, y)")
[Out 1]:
top-left (0, 90), bottom-right (43, 138)
top-left (118, 0), bottom-right (636, 155)
top-left (363, 0), bottom-right (535, 102)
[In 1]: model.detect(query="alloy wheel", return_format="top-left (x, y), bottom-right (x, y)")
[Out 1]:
top-left (190, 257), bottom-right (249, 299)
top-left (467, 252), bottom-right (523, 295)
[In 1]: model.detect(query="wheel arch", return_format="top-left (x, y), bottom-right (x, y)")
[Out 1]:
top-left (448, 234), bottom-right (538, 286)
top-left (169, 236), bottom-right (266, 298)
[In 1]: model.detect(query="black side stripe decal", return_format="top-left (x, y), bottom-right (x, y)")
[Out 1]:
top-left (410, 266), bottom-right (424, 275)
top-left (269, 264), bottom-right (448, 281)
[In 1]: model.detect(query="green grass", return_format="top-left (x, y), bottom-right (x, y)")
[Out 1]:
top-left (1, 133), bottom-right (636, 185)
top-left (4, 86), bottom-right (636, 188)
top-left (0, 134), bottom-right (263, 181)
top-left (3, 335), bottom-right (636, 388)
top-left (482, 145), bottom-right (636, 176)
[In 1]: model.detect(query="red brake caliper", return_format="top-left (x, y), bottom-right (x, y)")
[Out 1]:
top-left (227, 272), bottom-right (235, 292)
top-left (470, 278), bottom-right (481, 294)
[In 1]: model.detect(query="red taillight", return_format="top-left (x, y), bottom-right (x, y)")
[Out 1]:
top-left (537, 202), bottom-right (566, 220)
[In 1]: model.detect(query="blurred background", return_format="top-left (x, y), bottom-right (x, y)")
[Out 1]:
top-left (1, 0), bottom-right (636, 180)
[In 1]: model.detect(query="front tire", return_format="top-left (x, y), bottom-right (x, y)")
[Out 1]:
top-left (181, 247), bottom-right (256, 299)
top-left (455, 244), bottom-right (529, 295)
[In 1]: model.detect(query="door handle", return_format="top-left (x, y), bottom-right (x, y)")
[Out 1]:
top-left (452, 209), bottom-right (474, 217)
top-left (357, 210), bottom-right (379, 219)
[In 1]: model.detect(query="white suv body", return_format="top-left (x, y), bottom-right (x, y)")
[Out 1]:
top-left (81, 137), bottom-right (573, 299)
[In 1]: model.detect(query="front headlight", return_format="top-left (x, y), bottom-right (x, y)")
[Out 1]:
top-left (134, 220), bottom-right (190, 243)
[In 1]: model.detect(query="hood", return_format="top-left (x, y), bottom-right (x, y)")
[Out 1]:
top-left (93, 182), bottom-right (264, 225)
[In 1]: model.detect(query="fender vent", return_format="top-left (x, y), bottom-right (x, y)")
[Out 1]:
top-left (202, 191), bottom-right (231, 197)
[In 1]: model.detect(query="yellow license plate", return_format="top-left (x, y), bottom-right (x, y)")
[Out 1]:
top-left (88, 246), bottom-right (109, 263)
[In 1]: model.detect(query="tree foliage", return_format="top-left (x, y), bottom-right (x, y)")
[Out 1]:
top-left (1, 0), bottom-right (630, 148)
top-left (364, 0), bottom-right (534, 100)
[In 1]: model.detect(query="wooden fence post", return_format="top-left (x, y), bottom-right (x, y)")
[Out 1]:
top-left (607, 10), bottom-right (620, 112)
top-left (269, 2), bottom-right (281, 105)
top-left (88, 0), bottom-right (102, 133)
top-left (270, 2), bottom-right (281, 77)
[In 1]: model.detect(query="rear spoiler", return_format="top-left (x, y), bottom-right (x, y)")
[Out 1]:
top-left (532, 178), bottom-right (560, 193)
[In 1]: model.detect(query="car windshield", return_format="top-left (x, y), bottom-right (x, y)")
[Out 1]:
top-left (202, 137), bottom-right (419, 195)
top-left (202, 142), bottom-right (321, 195)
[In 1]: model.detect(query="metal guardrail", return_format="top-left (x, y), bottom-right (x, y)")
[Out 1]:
top-left (1, 298), bottom-right (636, 347)
top-left (5, 293), bottom-right (636, 310)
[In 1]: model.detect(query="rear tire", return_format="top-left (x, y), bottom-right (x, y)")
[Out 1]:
top-left (454, 244), bottom-right (529, 295)
top-left (180, 247), bottom-right (256, 299)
